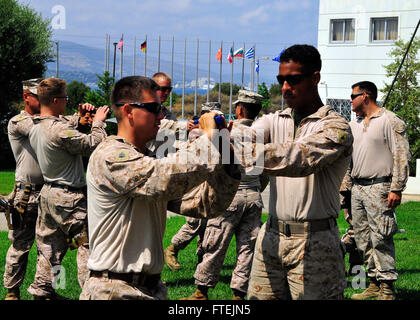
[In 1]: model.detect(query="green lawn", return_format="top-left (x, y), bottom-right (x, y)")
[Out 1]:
top-left (0, 171), bottom-right (14, 195)
top-left (1, 202), bottom-right (419, 300)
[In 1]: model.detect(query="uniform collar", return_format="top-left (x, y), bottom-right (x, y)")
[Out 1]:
top-left (234, 118), bottom-right (254, 127)
top-left (279, 105), bottom-right (333, 120)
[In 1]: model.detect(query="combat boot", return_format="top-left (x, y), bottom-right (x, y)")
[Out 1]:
top-left (232, 289), bottom-right (246, 300)
top-left (351, 279), bottom-right (381, 300)
top-left (377, 281), bottom-right (396, 300)
top-left (181, 287), bottom-right (208, 300)
top-left (164, 244), bottom-right (181, 270)
top-left (5, 288), bottom-right (20, 300)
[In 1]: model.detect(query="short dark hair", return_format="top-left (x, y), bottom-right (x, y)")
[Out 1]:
top-left (238, 102), bottom-right (262, 120)
top-left (110, 76), bottom-right (160, 120)
top-left (352, 81), bottom-right (378, 102)
top-left (280, 44), bottom-right (322, 75)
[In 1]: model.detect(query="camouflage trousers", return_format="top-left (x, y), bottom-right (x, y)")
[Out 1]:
top-left (80, 276), bottom-right (167, 300)
top-left (3, 188), bottom-right (39, 290)
top-left (194, 189), bottom-right (263, 294)
top-left (351, 182), bottom-right (399, 281)
top-left (171, 216), bottom-right (207, 261)
top-left (27, 185), bottom-right (90, 297)
top-left (248, 216), bottom-right (346, 300)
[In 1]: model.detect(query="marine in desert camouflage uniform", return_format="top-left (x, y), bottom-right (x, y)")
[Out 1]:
top-left (182, 90), bottom-right (267, 301)
top-left (247, 45), bottom-right (353, 300)
top-left (79, 76), bottom-right (240, 300)
top-left (164, 102), bottom-right (223, 271)
top-left (347, 81), bottom-right (410, 301)
top-left (26, 78), bottom-right (109, 300)
top-left (3, 79), bottom-right (44, 300)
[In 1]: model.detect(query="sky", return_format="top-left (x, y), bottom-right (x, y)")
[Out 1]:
top-left (18, 0), bottom-right (320, 86)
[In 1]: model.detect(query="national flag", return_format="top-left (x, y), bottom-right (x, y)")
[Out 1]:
top-left (227, 47), bottom-right (234, 63)
top-left (140, 41), bottom-right (147, 52)
top-left (118, 37), bottom-right (124, 50)
top-left (272, 49), bottom-right (285, 62)
top-left (256, 61), bottom-right (260, 73)
top-left (244, 47), bottom-right (255, 59)
top-left (216, 47), bottom-right (222, 61)
top-left (233, 48), bottom-right (244, 58)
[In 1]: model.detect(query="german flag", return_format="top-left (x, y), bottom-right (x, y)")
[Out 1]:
top-left (140, 41), bottom-right (147, 52)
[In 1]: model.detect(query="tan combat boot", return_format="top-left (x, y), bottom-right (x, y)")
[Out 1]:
top-left (5, 288), bottom-right (20, 300)
top-left (164, 244), bottom-right (181, 271)
top-left (181, 287), bottom-right (208, 300)
top-left (378, 281), bottom-right (396, 300)
top-left (351, 279), bottom-right (381, 300)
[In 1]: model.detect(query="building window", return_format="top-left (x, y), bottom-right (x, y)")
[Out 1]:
top-left (371, 17), bottom-right (398, 41)
top-left (330, 19), bottom-right (355, 43)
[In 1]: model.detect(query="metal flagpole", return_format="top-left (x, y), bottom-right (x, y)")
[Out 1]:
top-left (229, 41), bottom-right (234, 121)
top-left (194, 38), bottom-right (199, 116)
top-left (158, 35), bottom-right (161, 72)
top-left (144, 34), bottom-right (147, 77)
top-left (104, 34), bottom-right (107, 72)
top-left (241, 42), bottom-right (245, 88)
top-left (182, 38), bottom-right (186, 120)
top-left (133, 36), bottom-right (136, 75)
top-left (251, 44), bottom-right (255, 91)
top-left (120, 34), bottom-right (124, 79)
top-left (207, 40), bottom-right (211, 102)
top-left (112, 42), bottom-right (117, 79)
top-left (170, 36), bottom-right (174, 111)
top-left (219, 40), bottom-right (223, 103)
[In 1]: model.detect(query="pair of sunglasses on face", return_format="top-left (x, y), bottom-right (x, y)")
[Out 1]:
top-left (115, 102), bottom-right (162, 114)
top-left (158, 86), bottom-right (172, 93)
top-left (276, 73), bottom-right (312, 86)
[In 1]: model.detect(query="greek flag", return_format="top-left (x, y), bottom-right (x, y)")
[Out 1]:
top-left (255, 61), bottom-right (260, 73)
top-left (244, 47), bottom-right (255, 59)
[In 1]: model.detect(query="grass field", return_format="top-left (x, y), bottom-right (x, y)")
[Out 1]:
top-left (1, 171), bottom-right (419, 300)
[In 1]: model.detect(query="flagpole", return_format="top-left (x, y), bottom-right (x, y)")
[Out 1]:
top-left (120, 34), bottom-right (124, 79)
top-left (170, 36), bottom-right (174, 111)
top-left (229, 41), bottom-right (234, 121)
top-left (241, 42), bottom-right (245, 89)
top-left (133, 36), bottom-right (136, 75)
top-left (158, 35), bottom-right (161, 73)
top-left (144, 34), bottom-right (147, 77)
top-left (112, 42), bottom-right (117, 80)
top-left (104, 34), bottom-right (107, 73)
top-left (207, 40), bottom-right (211, 103)
top-left (252, 43), bottom-right (256, 91)
top-left (219, 40), bottom-right (222, 103)
top-left (194, 38), bottom-right (199, 116)
top-left (182, 38), bottom-right (186, 120)
top-left (256, 59), bottom-right (260, 89)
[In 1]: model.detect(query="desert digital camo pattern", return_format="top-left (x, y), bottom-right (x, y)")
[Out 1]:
top-left (247, 105), bottom-right (352, 299)
top-left (27, 185), bottom-right (90, 297)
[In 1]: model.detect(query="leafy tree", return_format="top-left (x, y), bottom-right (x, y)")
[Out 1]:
top-left (257, 82), bottom-right (270, 108)
top-left (66, 80), bottom-right (91, 114)
top-left (380, 37), bottom-right (420, 176)
top-left (211, 82), bottom-right (241, 96)
top-left (0, 0), bottom-right (54, 169)
top-left (84, 71), bottom-right (114, 109)
top-left (269, 83), bottom-right (282, 97)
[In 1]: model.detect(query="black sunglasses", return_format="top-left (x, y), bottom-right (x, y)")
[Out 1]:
top-left (55, 96), bottom-right (69, 102)
top-left (350, 93), bottom-right (364, 100)
top-left (115, 102), bottom-right (162, 114)
top-left (158, 86), bottom-right (173, 93)
top-left (276, 73), bottom-right (311, 86)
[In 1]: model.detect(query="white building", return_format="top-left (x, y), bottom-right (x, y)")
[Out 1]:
top-left (317, 0), bottom-right (420, 120)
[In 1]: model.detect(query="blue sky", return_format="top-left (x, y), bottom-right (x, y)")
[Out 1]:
top-left (19, 0), bottom-right (320, 86)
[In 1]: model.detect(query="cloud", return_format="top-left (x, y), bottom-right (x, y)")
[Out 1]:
top-left (239, 5), bottom-right (270, 26)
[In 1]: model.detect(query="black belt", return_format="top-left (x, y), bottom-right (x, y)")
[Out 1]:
top-left (16, 183), bottom-right (43, 192)
top-left (47, 182), bottom-right (85, 193)
top-left (268, 216), bottom-right (336, 237)
top-left (353, 176), bottom-right (391, 186)
top-left (90, 270), bottom-right (161, 290)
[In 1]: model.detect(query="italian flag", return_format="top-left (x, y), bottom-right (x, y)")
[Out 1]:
top-left (233, 48), bottom-right (244, 58)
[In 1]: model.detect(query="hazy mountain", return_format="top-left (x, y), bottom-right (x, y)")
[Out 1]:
top-left (46, 41), bottom-right (270, 89)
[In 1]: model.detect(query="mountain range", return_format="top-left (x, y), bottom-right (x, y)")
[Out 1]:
top-left (45, 41), bottom-right (271, 89)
